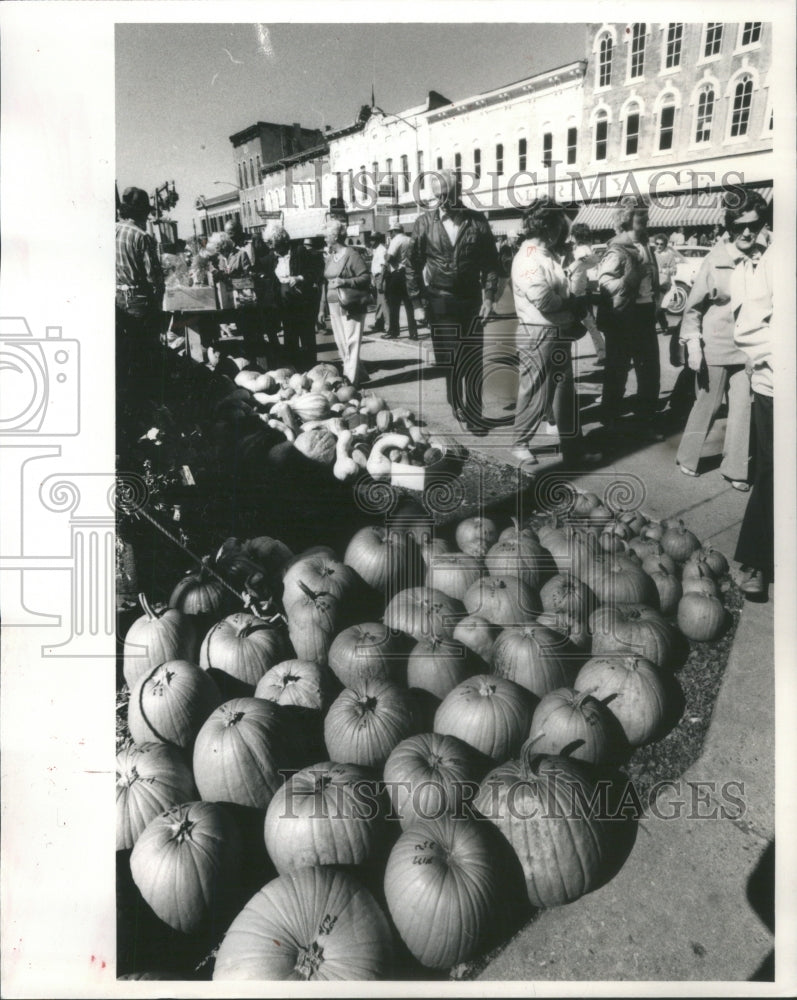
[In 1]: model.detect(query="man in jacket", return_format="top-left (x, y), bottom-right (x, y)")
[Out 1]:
top-left (596, 197), bottom-right (663, 441)
top-left (406, 169), bottom-right (499, 434)
top-left (383, 220), bottom-right (418, 341)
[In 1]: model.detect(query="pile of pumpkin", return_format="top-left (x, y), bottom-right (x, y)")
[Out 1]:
top-left (226, 361), bottom-right (463, 482)
top-left (117, 491), bottom-right (733, 980)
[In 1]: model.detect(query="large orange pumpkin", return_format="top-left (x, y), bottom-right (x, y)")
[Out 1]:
top-left (324, 679), bottom-right (416, 768)
top-left (528, 687), bottom-right (622, 764)
top-left (199, 613), bottom-right (289, 689)
top-left (407, 637), bottom-right (479, 700)
top-left (116, 742), bottom-right (197, 851)
top-left (254, 659), bottom-right (334, 712)
top-left (122, 594), bottom-right (200, 689)
top-left (327, 622), bottom-right (405, 687)
top-left (127, 660), bottom-right (222, 750)
top-left (434, 674), bottom-right (535, 763)
top-left (589, 604), bottom-right (675, 670)
top-left (490, 625), bottom-right (580, 698)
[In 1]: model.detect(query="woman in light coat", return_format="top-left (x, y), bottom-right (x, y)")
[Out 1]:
top-left (322, 219), bottom-right (370, 386)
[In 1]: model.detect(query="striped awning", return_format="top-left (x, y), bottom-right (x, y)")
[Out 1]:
top-left (572, 184), bottom-right (773, 231)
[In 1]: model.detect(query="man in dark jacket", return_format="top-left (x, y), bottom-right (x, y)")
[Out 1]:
top-left (596, 196), bottom-right (663, 441)
top-left (406, 169), bottom-right (499, 434)
top-left (259, 225), bottom-right (324, 370)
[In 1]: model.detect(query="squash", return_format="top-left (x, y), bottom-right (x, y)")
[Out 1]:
top-left (130, 801), bottom-right (242, 935)
top-left (677, 593), bottom-right (727, 641)
top-left (383, 586), bottom-right (464, 642)
top-left (122, 594), bottom-right (201, 689)
top-left (307, 362), bottom-right (341, 382)
top-left (452, 614), bottom-right (499, 665)
top-left (384, 815), bottom-right (501, 969)
top-left (529, 687), bottom-right (622, 763)
top-left (328, 622), bottom-right (405, 688)
top-left (293, 426), bottom-right (338, 464)
top-left (424, 552), bottom-right (483, 603)
top-left (383, 732), bottom-right (489, 829)
top-left (641, 553), bottom-right (678, 578)
top-left (406, 637), bottom-right (479, 700)
top-left (199, 613), bottom-right (289, 690)
top-left (116, 742), bottom-right (197, 851)
top-left (589, 604), bottom-right (676, 670)
top-left (365, 433), bottom-right (411, 480)
top-left (128, 660), bottom-right (222, 749)
top-left (287, 391), bottom-right (330, 422)
top-left (575, 654), bottom-right (676, 747)
top-left (434, 674), bottom-right (535, 763)
top-left (324, 679), bottom-right (416, 769)
top-left (491, 625), bottom-right (580, 698)
top-left (681, 576), bottom-right (719, 598)
top-left (212, 867), bottom-right (393, 981)
top-left (254, 659), bottom-right (334, 712)
top-left (462, 575), bottom-right (539, 627)
top-left (264, 761), bottom-right (383, 874)
top-left (333, 430), bottom-right (358, 481)
top-left (474, 742), bottom-right (610, 908)
top-left (455, 515), bottom-right (499, 558)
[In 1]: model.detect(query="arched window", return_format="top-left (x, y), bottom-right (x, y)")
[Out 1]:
top-left (256, 154), bottom-right (261, 180)
top-left (598, 33), bottom-right (613, 87)
top-left (730, 75), bottom-right (754, 137)
top-left (629, 23), bottom-right (646, 78)
top-left (594, 110), bottom-right (609, 161)
top-left (658, 94), bottom-right (676, 150)
top-left (624, 103), bottom-right (641, 155)
top-left (695, 86), bottom-right (715, 143)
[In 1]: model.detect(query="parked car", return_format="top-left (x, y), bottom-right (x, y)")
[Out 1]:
top-left (664, 245), bottom-right (711, 315)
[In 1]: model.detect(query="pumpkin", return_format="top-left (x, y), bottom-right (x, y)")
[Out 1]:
top-left (327, 622), bottom-right (405, 687)
top-left (128, 660), bottom-right (222, 749)
top-left (497, 518), bottom-right (540, 546)
top-left (344, 525), bottom-right (414, 595)
top-left (641, 553), bottom-right (678, 578)
top-left (130, 801), bottom-right (242, 934)
top-left (648, 568), bottom-right (683, 615)
top-left (491, 625), bottom-right (580, 698)
top-left (681, 576), bottom-right (719, 598)
top-left (122, 594), bottom-right (201, 689)
top-left (689, 545), bottom-right (729, 578)
top-left (286, 582), bottom-right (341, 666)
top-left (407, 637), bottom-right (479, 700)
top-left (434, 674), bottom-right (535, 762)
top-left (681, 558), bottom-right (717, 585)
top-left (484, 536), bottom-right (548, 589)
top-left (420, 536), bottom-right (452, 567)
top-left (598, 531), bottom-right (630, 556)
top-left (192, 698), bottom-right (298, 810)
top-left (455, 516), bottom-right (498, 558)
top-left (168, 558), bottom-right (236, 618)
top-left (212, 867), bottom-right (393, 981)
top-left (474, 743), bottom-right (609, 908)
top-left (383, 732), bottom-right (489, 829)
top-left (425, 552), bottom-right (483, 603)
top-left (282, 552), bottom-right (359, 609)
top-left (586, 503), bottom-right (614, 527)
top-left (254, 659), bottom-right (334, 712)
top-left (572, 491), bottom-right (602, 517)
top-left (589, 604), bottom-right (675, 670)
top-left (677, 593), bottom-right (727, 641)
top-left (324, 679), bottom-right (416, 769)
top-left (575, 654), bottom-right (674, 747)
top-left (264, 762), bottom-right (383, 874)
top-left (199, 613), bottom-right (288, 689)
top-left (536, 610), bottom-right (592, 657)
top-left (640, 522), bottom-right (665, 542)
top-left (628, 537), bottom-right (664, 561)
top-left (383, 815), bottom-right (501, 968)
top-left (452, 614), bottom-right (499, 665)
top-left (287, 391), bottom-right (332, 422)
top-left (617, 509), bottom-right (649, 535)
top-left (241, 535), bottom-right (294, 590)
top-left (116, 742), bottom-right (198, 851)
top-left (293, 426), bottom-right (337, 464)
top-left (549, 527), bottom-right (602, 580)
top-left (584, 558), bottom-right (659, 608)
top-left (661, 520), bottom-right (701, 562)
top-left (539, 573), bottom-right (596, 624)
top-left (462, 575), bottom-right (539, 627)
top-left (529, 687), bottom-right (621, 764)
top-left (383, 587), bottom-right (463, 642)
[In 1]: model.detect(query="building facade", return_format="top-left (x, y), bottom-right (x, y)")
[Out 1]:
top-left (195, 189), bottom-right (240, 238)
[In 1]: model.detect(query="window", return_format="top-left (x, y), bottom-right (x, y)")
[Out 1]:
top-left (542, 133), bottom-right (553, 168)
top-left (594, 112), bottom-right (608, 161)
top-left (658, 97), bottom-right (676, 150)
top-left (496, 143), bottom-right (504, 174)
top-left (629, 23), bottom-right (646, 78)
top-left (567, 127), bottom-right (577, 164)
top-left (417, 150), bottom-right (424, 175)
top-left (704, 23), bottom-right (723, 58)
top-left (385, 157), bottom-right (392, 182)
top-left (741, 22), bottom-right (762, 47)
top-left (436, 156), bottom-right (443, 171)
top-left (598, 33), bottom-right (613, 87)
top-left (518, 137), bottom-right (527, 171)
top-left (625, 108), bottom-right (640, 155)
top-left (400, 154), bottom-right (409, 193)
top-left (664, 23), bottom-right (683, 69)
top-left (768, 107), bottom-right (773, 131)
top-left (256, 154), bottom-right (261, 180)
top-left (249, 159), bottom-right (254, 187)
top-left (695, 87), bottom-right (714, 143)
top-left (237, 163), bottom-right (244, 188)
top-left (454, 151), bottom-right (462, 173)
top-left (730, 75), bottom-right (754, 137)
top-left (474, 148), bottom-right (481, 179)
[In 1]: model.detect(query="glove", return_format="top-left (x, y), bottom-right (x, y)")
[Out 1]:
top-left (686, 340), bottom-right (703, 372)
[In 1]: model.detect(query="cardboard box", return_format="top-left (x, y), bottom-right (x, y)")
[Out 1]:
top-left (162, 285), bottom-right (217, 312)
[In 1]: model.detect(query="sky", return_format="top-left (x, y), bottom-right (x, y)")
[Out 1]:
top-left (116, 21), bottom-right (584, 234)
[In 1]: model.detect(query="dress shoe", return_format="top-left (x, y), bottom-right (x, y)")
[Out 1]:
top-left (511, 445), bottom-right (538, 464)
top-left (381, 332), bottom-right (398, 340)
top-left (738, 566), bottom-right (765, 597)
top-left (408, 332), bottom-right (419, 341)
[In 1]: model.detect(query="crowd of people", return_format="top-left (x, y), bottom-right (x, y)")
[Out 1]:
top-left (116, 181), bottom-right (774, 599)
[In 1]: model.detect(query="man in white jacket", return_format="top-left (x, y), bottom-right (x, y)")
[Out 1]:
top-left (732, 242), bottom-right (773, 598)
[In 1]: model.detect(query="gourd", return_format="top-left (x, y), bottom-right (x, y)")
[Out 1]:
top-left (383, 587), bottom-right (464, 642)
top-left (677, 593), bottom-right (727, 641)
top-left (293, 426), bottom-right (337, 464)
top-left (462, 575), bottom-right (539, 627)
top-left (365, 433), bottom-right (411, 480)
top-left (589, 604), bottom-right (675, 670)
top-left (344, 525), bottom-right (413, 593)
top-left (424, 552), bottom-right (483, 603)
top-left (333, 430), bottom-right (358, 481)
top-left (406, 637), bottom-right (479, 700)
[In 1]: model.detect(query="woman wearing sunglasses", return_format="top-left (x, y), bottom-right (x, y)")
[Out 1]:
top-left (674, 190), bottom-right (771, 490)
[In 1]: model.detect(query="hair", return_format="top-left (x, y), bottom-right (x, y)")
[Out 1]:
top-left (265, 223), bottom-right (290, 245)
top-left (325, 218), bottom-right (348, 242)
top-left (613, 196), bottom-right (651, 232)
top-left (652, 232), bottom-right (669, 246)
top-left (723, 189), bottom-right (771, 232)
top-left (570, 223), bottom-right (592, 245)
top-left (371, 232), bottom-right (385, 246)
top-left (520, 196), bottom-right (568, 245)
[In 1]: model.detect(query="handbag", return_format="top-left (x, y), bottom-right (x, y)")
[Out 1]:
top-left (337, 286), bottom-right (369, 314)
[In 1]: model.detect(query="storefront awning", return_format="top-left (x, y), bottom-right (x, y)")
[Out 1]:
top-left (572, 184), bottom-right (773, 232)
top-left (488, 217), bottom-right (523, 237)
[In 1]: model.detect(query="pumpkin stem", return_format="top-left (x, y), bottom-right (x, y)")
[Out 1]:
top-left (519, 733), bottom-right (547, 774)
top-left (137, 593), bottom-right (160, 621)
top-left (297, 579), bottom-right (320, 602)
top-left (170, 812), bottom-right (196, 845)
top-left (572, 687), bottom-right (598, 710)
top-left (295, 941), bottom-right (325, 979)
top-left (358, 695), bottom-right (379, 714)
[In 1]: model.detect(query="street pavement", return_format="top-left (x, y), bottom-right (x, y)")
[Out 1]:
top-left (314, 288), bottom-right (776, 983)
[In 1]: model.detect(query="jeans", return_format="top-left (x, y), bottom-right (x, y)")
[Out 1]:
top-left (425, 292), bottom-right (484, 425)
top-left (600, 302), bottom-right (660, 424)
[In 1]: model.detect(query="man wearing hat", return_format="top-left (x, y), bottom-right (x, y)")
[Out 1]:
top-left (383, 218), bottom-right (418, 341)
top-left (115, 186), bottom-right (164, 396)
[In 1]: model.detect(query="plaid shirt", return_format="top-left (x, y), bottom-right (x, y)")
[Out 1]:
top-left (116, 218), bottom-right (163, 302)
